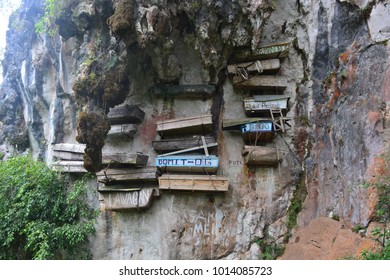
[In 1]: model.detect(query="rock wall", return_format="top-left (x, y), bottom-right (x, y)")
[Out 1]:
top-left (1, 0), bottom-right (389, 259)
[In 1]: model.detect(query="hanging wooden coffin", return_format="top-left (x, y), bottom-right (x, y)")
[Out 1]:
top-left (152, 136), bottom-right (215, 153)
top-left (51, 161), bottom-right (87, 173)
top-left (158, 174), bottom-right (229, 192)
top-left (156, 114), bottom-right (213, 136)
top-left (151, 84), bottom-right (215, 99)
top-left (96, 167), bottom-right (159, 185)
top-left (233, 75), bottom-right (288, 90)
top-left (227, 59), bottom-right (281, 76)
top-left (241, 121), bottom-right (275, 143)
top-left (107, 124), bottom-right (138, 138)
top-left (230, 41), bottom-right (291, 62)
top-left (244, 95), bottom-right (290, 115)
top-left (242, 145), bottom-right (281, 166)
top-left (52, 143), bottom-right (148, 167)
top-left (100, 188), bottom-right (154, 210)
top-left (156, 155), bottom-right (218, 173)
top-left (107, 104), bottom-right (145, 125)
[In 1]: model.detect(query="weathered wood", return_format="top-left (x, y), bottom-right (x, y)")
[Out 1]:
top-left (53, 151), bottom-right (84, 161)
top-left (156, 155), bottom-right (218, 173)
top-left (151, 84), bottom-right (215, 98)
top-left (102, 153), bottom-right (148, 166)
top-left (107, 124), bottom-right (138, 138)
top-left (242, 145), bottom-right (281, 166)
top-left (159, 174), bottom-right (229, 192)
top-left (227, 59), bottom-right (280, 75)
top-left (156, 114), bottom-right (213, 136)
top-left (51, 161), bottom-right (87, 173)
top-left (244, 95), bottom-right (290, 114)
top-left (230, 42), bottom-right (291, 62)
top-left (107, 104), bottom-right (145, 125)
top-left (53, 143), bottom-right (148, 166)
top-left (222, 118), bottom-right (273, 131)
top-left (52, 143), bottom-right (85, 153)
top-left (96, 167), bottom-right (159, 185)
top-left (100, 188), bottom-right (154, 210)
top-left (153, 136), bottom-right (215, 153)
top-left (233, 75), bottom-right (287, 91)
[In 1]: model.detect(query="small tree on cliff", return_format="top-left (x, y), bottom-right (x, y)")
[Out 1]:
top-left (0, 156), bottom-right (97, 259)
top-left (363, 151), bottom-right (390, 260)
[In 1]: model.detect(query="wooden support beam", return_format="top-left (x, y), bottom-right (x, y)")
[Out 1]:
top-left (233, 75), bottom-right (288, 90)
top-left (230, 42), bottom-right (291, 62)
top-left (227, 59), bottom-right (280, 75)
top-left (242, 145), bottom-right (281, 166)
top-left (159, 174), bottom-right (229, 192)
top-left (152, 136), bottom-right (215, 153)
top-left (151, 84), bottom-right (215, 98)
top-left (107, 104), bottom-right (145, 125)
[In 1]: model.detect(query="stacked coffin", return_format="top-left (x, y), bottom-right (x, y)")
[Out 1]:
top-left (223, 42), bottom-right (292, 166)
top-left (154, 115), bottom-right (228, 192)
top-left (95, 104), bottom-right (160, 210)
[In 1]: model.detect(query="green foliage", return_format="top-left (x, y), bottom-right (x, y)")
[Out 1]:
top-left (0, 156), bottom-right (96, 259)
top-left (255, 238), bottom-right (285, 260)
top-left (35, 0), bottom-right (69, 36)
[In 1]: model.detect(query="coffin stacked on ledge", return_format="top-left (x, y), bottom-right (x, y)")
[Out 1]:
top-left (225, 41), bottom-right (292, 166)
top-left (154, 115), bottom-right (229, 192)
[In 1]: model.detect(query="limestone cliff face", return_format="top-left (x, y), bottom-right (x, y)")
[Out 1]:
top-left (0, 0), bottom-right (389, 259)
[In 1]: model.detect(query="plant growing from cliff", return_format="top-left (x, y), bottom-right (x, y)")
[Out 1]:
top-left (362, 151), bottom-right (390, 259)
top-left (35, 0), bottom-right (70, 36)
top-left (0, 156), bottom-right (97, 259)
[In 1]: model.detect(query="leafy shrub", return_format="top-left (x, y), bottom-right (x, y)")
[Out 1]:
top-left (0, 156), bottom-right (97, 259)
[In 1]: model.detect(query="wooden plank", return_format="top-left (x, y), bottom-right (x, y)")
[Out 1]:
top-left (100, 188), bottom-right (154, 210)
top-left (233, 75), bottom-right (288, 90)
top-left (151, 84), bottom-right (215, 98)
top-left (152, 136), bottom-right (215, 153)
top-left (230, 42), bottom-right (291, 62)
top-left (107, 104), bottom-right (145, 125)
top-left (96, 167), bottom-right (158, 184)
top-left (156, 155), bottom-right (218, 173)
top-left (159, 174), bottom-right (229, 192)
top-left (222, 118), bottom-right (273, 131)
top-left (107, 124), bottom-right (138, 138)
top-left (156, 114), bottom-right (213, 136)
top-left (227, 59), bottom-right (280, 75)
top-left (51, 161), bottom-right (87, 173)
top-left (52, 143), bottom-right (85, 153)
top-left (242, 145), bottom-right (281, 166)
top-left (102, 153), bottom-right (148, 166)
